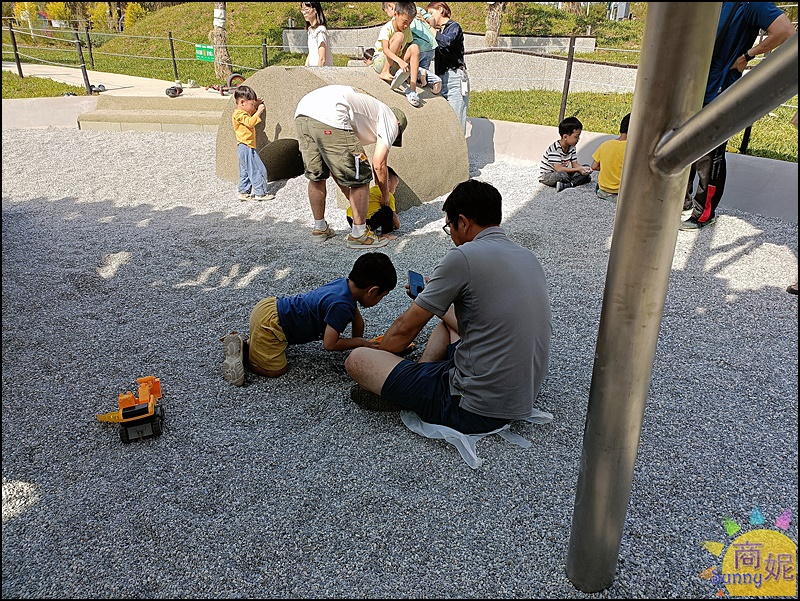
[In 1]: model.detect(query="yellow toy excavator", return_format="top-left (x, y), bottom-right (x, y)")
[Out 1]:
top-left (97, 376), bottom-right (165, 443)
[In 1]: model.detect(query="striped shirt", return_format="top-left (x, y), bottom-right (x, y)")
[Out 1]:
top-left (540, 140), bottom-right (577, 174)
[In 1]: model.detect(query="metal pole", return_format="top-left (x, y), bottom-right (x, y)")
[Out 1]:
top-left (73, 30), bottom-right (93, 96)
top-left (739, 125), bottom-right (752, 154)
top-left (168, 31), bottom-right (179, 81)
top-left (85, 24), bottom-right (94, 68)
top-left (559, 36), bottom-right (576, 123)
top-left (565, 3), bottom-right (721, 593)
top-left (262, 37), bottom-right (269, 68)
top-left (653, 34), bottom-right (798, 174)
top-left (8, 24), bottom-right (23, 77)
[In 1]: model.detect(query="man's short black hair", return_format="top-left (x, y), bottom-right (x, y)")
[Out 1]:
top-left (348, 252), bottom-right (397, 292)
top-left (620, 113), bottom-right (631, 134)
top-left (442, 179), bottom-right (502, 227)
top-left (559, 116), bottom-right (583, 137)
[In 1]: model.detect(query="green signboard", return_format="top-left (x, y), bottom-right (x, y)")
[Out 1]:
top-left (195, 44), bottom-right (214, 62)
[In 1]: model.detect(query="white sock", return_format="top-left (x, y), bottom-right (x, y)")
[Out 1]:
top-left (351, 224), bottom-right (366, 238)
top-left (314, 219), bottom-right (327, 231)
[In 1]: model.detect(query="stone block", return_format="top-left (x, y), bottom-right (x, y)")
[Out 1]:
top-left (215, 65), bottom-right (469, 212)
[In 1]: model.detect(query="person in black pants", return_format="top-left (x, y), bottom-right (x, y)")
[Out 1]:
top-left (681, 2), bottom-right (793, 231)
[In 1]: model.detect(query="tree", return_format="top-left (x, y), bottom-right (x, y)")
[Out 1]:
top-left (88, 2), bottom-right (112, 31)
top-left (562, 2), bottom-right (584, 16)
top-left (45, 2), bottom-right (73, 25)
top-left (13, 1), bottom-right (39, 34)
top-left (123, 2), bottom-right (147, 28)
top-left (65, 2), bottom-right (89, 27)
top-left (485, 2), bottom-right (508, 48)
top-left (114, 1), bottom-right (123, 31)
top-left (209, 1), bottom-right (233, 82)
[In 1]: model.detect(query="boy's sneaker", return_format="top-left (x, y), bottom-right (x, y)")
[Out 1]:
top-left (221, 332), bottom-right (246, 387)
top-left (679, 216), bottom-right (716, 231)
top-left (238, 192), bottom-right (252, 201)
top-left (350, 384), bottom-right (401, 412)
top-left (253, 193), bottom-right (275, 201)
top-left (556, 181), bottom-right (571, 193)
top-left (311, 225), bottom-right (336, 243)
top-left (346, 228), bottom-right (388, 248)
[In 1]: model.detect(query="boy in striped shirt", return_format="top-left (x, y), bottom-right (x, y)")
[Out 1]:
top-left (539, 116), bottom-right (593, 192)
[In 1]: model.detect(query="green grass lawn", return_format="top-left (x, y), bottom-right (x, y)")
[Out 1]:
top-left (471, 89), bottom-right (798, 163)
top-left (1, 71), bottom-right (87, 98)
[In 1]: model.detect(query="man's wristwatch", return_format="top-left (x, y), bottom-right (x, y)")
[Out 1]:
top-left (743, 51), bottom-right (755, 62)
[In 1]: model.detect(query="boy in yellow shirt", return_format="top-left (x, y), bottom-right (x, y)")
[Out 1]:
top-left (232, 85), bottom-right (274, 201)
top-left (591, 113), bottom-right (630, 202)
top-left (347, 166), bottom-right (401, 239)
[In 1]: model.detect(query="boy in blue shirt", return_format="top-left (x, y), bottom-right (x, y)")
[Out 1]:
top-left (222, 253), bottom-right (397, 385)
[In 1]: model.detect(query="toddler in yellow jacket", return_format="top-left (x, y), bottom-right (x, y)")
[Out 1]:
top-left (232, 85), bottom-right (274, 201)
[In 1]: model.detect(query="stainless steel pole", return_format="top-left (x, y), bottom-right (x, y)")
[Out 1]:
top-left (654, 34), bottom-right (798, 175)
top-left (565, 3), bottom-right (721, 593)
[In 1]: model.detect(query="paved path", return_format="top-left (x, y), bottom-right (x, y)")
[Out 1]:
top-left (3, 61), bottom-right (797, 223)
top-left (2, 60), bottom-right (228, 98)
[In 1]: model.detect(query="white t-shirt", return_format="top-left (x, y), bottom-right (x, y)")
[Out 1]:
top-left (306, 25), bottom-right (332, 66)
top-left (294, 85), bottom-right (400, 148)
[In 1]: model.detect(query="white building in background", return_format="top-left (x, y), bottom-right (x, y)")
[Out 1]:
top-left (607, 2), bottom-right (631, 20)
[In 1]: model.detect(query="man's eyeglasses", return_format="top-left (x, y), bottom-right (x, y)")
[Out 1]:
top-left (442, 220), bottom-right (452, 235)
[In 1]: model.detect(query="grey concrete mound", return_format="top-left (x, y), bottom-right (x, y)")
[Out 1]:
top-left (215, 65), bottom-right (470, 212)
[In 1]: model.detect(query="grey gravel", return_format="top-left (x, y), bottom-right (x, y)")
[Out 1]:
top-left (2, 129), bottom-right (797, 599)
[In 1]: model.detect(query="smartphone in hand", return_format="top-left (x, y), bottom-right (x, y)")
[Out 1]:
top-left (409, 270), bottom-right (425, 299)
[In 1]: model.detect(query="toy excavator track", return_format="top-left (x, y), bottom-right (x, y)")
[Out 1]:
top-left (97, 376), bottom-right (165, 443)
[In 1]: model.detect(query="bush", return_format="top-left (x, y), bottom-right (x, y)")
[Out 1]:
top-left (124, 3), bottom-right (148, 28)
top-left (45, 2), bottom-right (72, 24)
top-left (88, 2), bottom-right (113, 32)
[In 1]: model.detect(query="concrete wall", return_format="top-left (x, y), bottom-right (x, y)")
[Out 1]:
top-left (464, 49), bottom-right (637, 93)
top-left (347, 50), bottom-right (638, 93)
top-left (215, 65), bottom-right (470, 212)
top-left (283, 26), bottom-right (595, 57)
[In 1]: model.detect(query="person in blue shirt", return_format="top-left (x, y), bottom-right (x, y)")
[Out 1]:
top-left (680, 2), bottom-right (793, 231)
top-left (221, 252), bottom-right (397, 385)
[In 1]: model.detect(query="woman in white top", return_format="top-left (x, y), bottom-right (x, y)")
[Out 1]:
top-left (301, 2), bottom-right (333, 67)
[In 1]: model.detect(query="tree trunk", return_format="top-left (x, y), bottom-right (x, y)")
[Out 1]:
top-left (484, 2), bottom-right (508, 48)
top-left (562, 2), bottom-right (584, 16)
top-left (210, 2), bottom-right (232, 82)
top-left (115, 2), bottom-right (123, 31)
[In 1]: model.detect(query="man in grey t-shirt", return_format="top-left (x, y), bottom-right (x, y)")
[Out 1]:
top-left (345, 179), bottom-right (552, 434)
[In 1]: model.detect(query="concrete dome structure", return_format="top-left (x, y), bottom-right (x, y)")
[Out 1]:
top-left (215, 65), bottom-right (470, 211)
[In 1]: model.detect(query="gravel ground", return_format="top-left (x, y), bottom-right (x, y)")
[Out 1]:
top-left (2, 129), bottom-right (797, 599)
